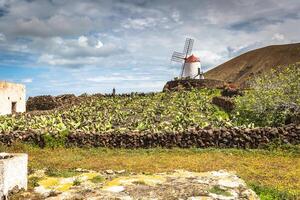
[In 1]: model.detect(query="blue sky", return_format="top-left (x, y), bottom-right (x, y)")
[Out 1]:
top-left (0, 0), bottom-right (300, 97)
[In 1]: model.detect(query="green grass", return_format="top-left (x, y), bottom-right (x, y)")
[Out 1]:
top-left (2, 143), bottom-right (299, 199)
top-left (44, 168), bottom-right (81, 178)
top-left (90, 175), bottom-right (104, 183)
top-left (209, 185), bottom-right (232, 196)
top-left (249, 183), bottom-right (298, 200)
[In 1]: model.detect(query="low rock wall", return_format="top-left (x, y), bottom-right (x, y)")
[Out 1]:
top-left (221, 88), bottom-right (243, 97)
top-left (0, 124), bottom-right (299, 148)
top-left (212, 96), bottom-right (235, 112)
top-left (26, 94), bottom-right (79, 111)
top-left (163, 79), bottom-right (225, 92)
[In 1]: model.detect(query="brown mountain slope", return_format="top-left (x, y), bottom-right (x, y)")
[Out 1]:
top-left (204, 43), bottom-right (300, 87)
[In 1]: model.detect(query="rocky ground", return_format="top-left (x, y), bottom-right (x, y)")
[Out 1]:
top-left (17, 169), bottom-right (259, 200)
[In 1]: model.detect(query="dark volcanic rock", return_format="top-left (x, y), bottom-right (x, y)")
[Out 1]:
top-left (212, 96), bottom-right (235, 112)
top-left (163, 79), bottom-right (225, 92)
top-left (0, 124), bottom-right (299, 149)
top-left (26, 95), bottom-right (58, 111)
top-left (26, 94), bottom-right (79, 111)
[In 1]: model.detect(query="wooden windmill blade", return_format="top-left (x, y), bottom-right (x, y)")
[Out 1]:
top-left (171, 52), bottom-right (185, 78)
top-left (171, 51), bottom-right (185, 63)
top-left (180, 62), bottom-right (185, 78)
top-left (183, 38), bottom-right (194, 57)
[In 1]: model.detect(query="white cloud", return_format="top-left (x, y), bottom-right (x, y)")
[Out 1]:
top-left (95, 40), bottom-right (103, 49)
top-left (0, 33), bottom-right (5, 41)
top-left (86, 75), bottom-right (151, 82)
top-left (1, 0), bottom-right (300, 96)
top-left (38, 54), bottom-right (99, 67)
top-left (272, 33), bottom-right (285, 41)
top-left (78, 36), bottom-right (89, 47)
top-left (193, 50), bottom-right (226, 68)
top-left (33, 35), bottom-right (124, 67)
top-left (21, 78), bottom-right (33, 83)
top-left (171, 10), bottom-right (181, 23)
top-left (122, 17), bottom-right (158, 30)
top-left (1, 15), bottom-right (93, 38)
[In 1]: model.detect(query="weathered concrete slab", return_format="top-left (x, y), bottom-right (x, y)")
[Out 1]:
top-left (0, 153), bottom-right (28, 198)
top-left (24, 169), bottom-right (258, 200)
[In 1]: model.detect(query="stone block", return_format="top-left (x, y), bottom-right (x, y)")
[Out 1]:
top-left (0, 153), bottom-right (27, 198)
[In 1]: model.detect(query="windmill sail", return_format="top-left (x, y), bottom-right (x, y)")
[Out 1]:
top-left (171, 52), bottom-right (185, 62)
top-left (183, 38), bottom-right (194, 57)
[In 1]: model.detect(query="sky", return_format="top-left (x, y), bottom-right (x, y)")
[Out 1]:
top-left (0, 0), bottom-right (300, 97)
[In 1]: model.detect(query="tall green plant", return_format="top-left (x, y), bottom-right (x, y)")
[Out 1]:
top-left (234, 64), bottom-right (300, 127)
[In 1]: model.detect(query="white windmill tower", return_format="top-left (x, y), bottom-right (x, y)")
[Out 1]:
top-left (171, 38), bottom-right (204, 79)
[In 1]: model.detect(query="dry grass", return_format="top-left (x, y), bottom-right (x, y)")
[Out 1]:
top-left (2, 144), bottom-right (300, 196)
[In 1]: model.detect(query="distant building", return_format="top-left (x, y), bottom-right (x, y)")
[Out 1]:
top-left (171, 38), bottom-right (204, 80)
top-left (0, 81), bottom-right (26, 115)
top-left (182, 54), bottom-right (201, 79)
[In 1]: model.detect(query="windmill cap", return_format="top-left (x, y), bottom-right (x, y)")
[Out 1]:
top-left (185, 54), bottom-right (200, 63)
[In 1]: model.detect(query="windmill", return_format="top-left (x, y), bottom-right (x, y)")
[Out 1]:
top-left (171, 38), bottom-right (203, 79)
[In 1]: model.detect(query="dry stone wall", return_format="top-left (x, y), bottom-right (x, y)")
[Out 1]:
top-left (0, 124), bottom-right (299, 148)
top-left (163, 79), bottom-right (225, 92)
top-left (26, 94), bottom-right (79, 111)
top-left (26, 93), bottom-right (156, 112)
top-left (212, 96), bottom-right (235, 112)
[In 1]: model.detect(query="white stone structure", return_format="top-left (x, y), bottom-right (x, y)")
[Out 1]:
top-left (0, 81), bottom-right (26, 115)
top-left (182, 54), bottom-right (202, 79)
top-left (0, 153), bottom-right (28, 198)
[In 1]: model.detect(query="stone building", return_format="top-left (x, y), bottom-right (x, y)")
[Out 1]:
top-left (0, 81), bottom-right (26, 115)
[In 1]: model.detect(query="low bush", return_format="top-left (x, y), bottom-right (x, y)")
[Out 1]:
top-left (73, 178), bottom-right (81, 186)
top-left (41, 129), bottom-right (69, 148)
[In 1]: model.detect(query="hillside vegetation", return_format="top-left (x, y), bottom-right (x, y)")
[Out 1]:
top-left (0, 65), bottom-right (299, 134)
top-left (0, 89), bottom-right (230, 134)
top-left (1, 67), bottom-right (299, 200)
top-left (205, 43), bottom-right (300, 87)
top-left (233, 65), bottom-right (300, 127)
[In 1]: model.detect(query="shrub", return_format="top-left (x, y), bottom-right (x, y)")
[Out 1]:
top-left (41, 128), bottom-right (69, 148)
top-left (28, 176), bottom-right (41, 188)
top-left (233, 65), bottom-right (300, 127)
top-left (73, 178), bottom-right (81, 186)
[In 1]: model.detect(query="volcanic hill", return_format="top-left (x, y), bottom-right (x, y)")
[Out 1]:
top-left (204, 43), bottom-right (300, 87)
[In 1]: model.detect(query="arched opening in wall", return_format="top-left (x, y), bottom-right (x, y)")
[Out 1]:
top-left (12, 102), bottom-right (17, 114)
